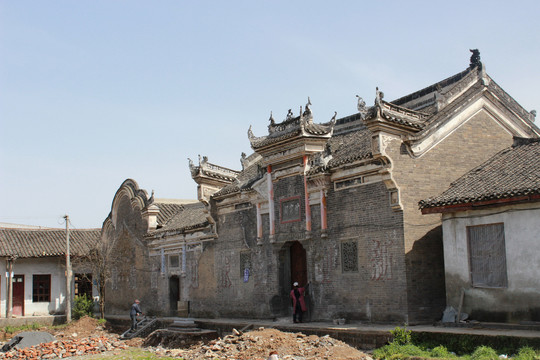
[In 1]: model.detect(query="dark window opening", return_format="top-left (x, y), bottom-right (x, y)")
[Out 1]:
top-left (74, 273), bottom-right (93, 299)
top-left (32, 274), bottom-right (51, 302)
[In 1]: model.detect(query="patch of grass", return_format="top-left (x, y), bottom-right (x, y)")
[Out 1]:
top-left (373, 342), bottom-right (430, 359)
top-left (513, 347), bottom-right (540, 360)
top-left (2, 323), bottom-right (41, 334)
top-left (470, 345), bottom-right (499, 360)
top-left (430, 345), bottom-right (458, 359)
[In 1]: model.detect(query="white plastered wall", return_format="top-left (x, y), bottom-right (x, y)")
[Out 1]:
top-left (0, 257), bottom-right (97, 317)
top-left (442, 202), bottom-right (540, 313)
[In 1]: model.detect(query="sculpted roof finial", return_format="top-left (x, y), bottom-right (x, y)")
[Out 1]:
top-left (356, 95), bottom-right (368, 119)
top-left (330, 111), bottom-right (337, 123)
top-left (375, 87), bottom-right (384, 105)
top-left (469, 49), bottom-right (482, 70)
top-left (286, 109), bottom-right (293, 120)
top-left (269, 111), bottom-right (275, 125)
top-left (247, 125), bottom-right (256, 140)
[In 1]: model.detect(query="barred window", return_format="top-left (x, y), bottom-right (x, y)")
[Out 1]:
top-left (468, 223), bottom-right (507, 288)
top-left (33, 274), bottom-right (51, 302)
top-left (341, 241), bottom-right (358, 273)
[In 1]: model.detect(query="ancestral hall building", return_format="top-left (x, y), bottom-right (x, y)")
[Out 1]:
top-left (102, 52), bottom-right (539, 324)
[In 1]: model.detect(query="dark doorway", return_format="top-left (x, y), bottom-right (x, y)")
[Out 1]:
top-left (169, 276), bottom-right (180, 314)
top-left (276, 241), bottom-right (308, 318)
top-left (13, 275), bottom-right (24, 316)
top-left (290, 241), bottom-right (307, 287)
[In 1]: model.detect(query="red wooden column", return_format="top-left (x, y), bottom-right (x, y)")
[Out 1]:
top-left (267, 165), bottom-right (275, 242)
top-left (320, 189), bottom-right (328, 237)
top-left (303, 156), bottom-right (312, 235)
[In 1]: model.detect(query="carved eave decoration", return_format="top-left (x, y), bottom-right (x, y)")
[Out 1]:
top-left (248, 102), bottom-right (336, 166)
top-left (188, 155), bottom-right (240, 187)
top-left (364, 98), bottom-right (428, 137)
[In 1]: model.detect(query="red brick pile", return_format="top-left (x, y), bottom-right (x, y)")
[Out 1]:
top-left (0, 335), bottom-right (127, 359)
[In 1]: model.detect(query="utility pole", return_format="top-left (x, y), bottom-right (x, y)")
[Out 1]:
top-left (64, 215), bottom-right (72, 322)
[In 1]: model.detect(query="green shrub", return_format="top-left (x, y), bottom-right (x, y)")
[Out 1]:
top-left (97, 318), bottom-right (107, 326)
top-left (391, 326), bottom-right (412, 345)
top-left (73, 294), bottom-right (94, 320)
top-left (430, 345), bottom-right (456, 359)
top-left (373, 343), bottom-right (430, 360)
top-left (514, 347), bottom-right (540, 360)
top-left (470, 346), bottom-right (498, 360)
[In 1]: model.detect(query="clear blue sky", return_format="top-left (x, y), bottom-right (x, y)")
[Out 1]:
top-left (1, 1), bottom-right (539, 229)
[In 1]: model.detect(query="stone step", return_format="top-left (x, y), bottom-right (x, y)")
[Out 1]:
top-left (166, 327), bottom-right (202, 333)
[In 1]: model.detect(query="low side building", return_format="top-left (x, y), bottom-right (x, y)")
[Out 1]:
top-left (420, 137), bottom-right (540, 323)
top-left (0, 226), bottom-right (100, 317)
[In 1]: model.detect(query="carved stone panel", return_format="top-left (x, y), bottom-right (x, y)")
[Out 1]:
top-left (280, 196), bottom-right (301, 223)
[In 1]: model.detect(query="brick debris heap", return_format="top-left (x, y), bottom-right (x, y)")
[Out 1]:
top-left (0, 336), bottom-right (127, 359)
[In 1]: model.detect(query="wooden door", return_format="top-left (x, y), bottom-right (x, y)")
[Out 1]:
top-left (290, 241), bottom-right (307, 287)
top-left (12, 275), bottom-right (24, 316)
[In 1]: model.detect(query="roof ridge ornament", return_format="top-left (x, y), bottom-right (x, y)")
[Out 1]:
top-left (269, 111), bottom-right (275, 125)
top-left (375, 87), bottom-right (384, 106)
top-left (469, 49), bottom-right (482, 70)
top-left (286, 109), bottom-right (293, 121)
top-left (375, 87), bottom-right (384, 117)
top-left (247, 125), bottom-right (256, 140)
top-left (356, 95), bottom-right (368, 119)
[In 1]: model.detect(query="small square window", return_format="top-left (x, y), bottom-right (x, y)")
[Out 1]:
top-left (169, 255), bottom-right (180, 268)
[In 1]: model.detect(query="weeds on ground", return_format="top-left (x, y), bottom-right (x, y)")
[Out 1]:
top-left (373, 327), bottom-right (540, 360)
top-left (2, 323), bottom-right (41, 334)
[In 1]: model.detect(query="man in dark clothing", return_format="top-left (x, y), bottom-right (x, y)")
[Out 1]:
top-left (130, 299), bottom-right (143, 331)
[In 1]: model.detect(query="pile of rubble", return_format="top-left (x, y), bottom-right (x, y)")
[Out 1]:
top-left (146, 327), bottom-right (372, 360)
top-left (0, 335), bottom-right (127, 359)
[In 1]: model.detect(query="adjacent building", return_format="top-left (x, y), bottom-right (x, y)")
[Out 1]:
top-left (420, 137), bottom-right (540, 323)
top-left (0, 225), bottom-right (100, 317)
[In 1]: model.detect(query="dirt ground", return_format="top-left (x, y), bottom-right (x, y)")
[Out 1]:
top-left (2, 317), bottom-right (372, 359)
top-left (147, 327), bottom-right (372, 360)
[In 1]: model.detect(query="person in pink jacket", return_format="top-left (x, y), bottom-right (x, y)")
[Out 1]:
top-left (290, 282), bottom-right (308, 323)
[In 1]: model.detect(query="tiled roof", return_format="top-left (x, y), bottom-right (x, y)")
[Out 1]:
top-left (150, 202), bottom-right (209, 235)
top-left (154, 202), bottom-right (185, 226)
top-left (326, 127), bottom-right (373, 168)
top-left (0, 228), bottom-right (101, 258)
top-left (419, 137), bottom-right (540, 210)
top-left (391, 68), bottom-right (471, 111)
top-left (213, 158), bottom-right (263, 197)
